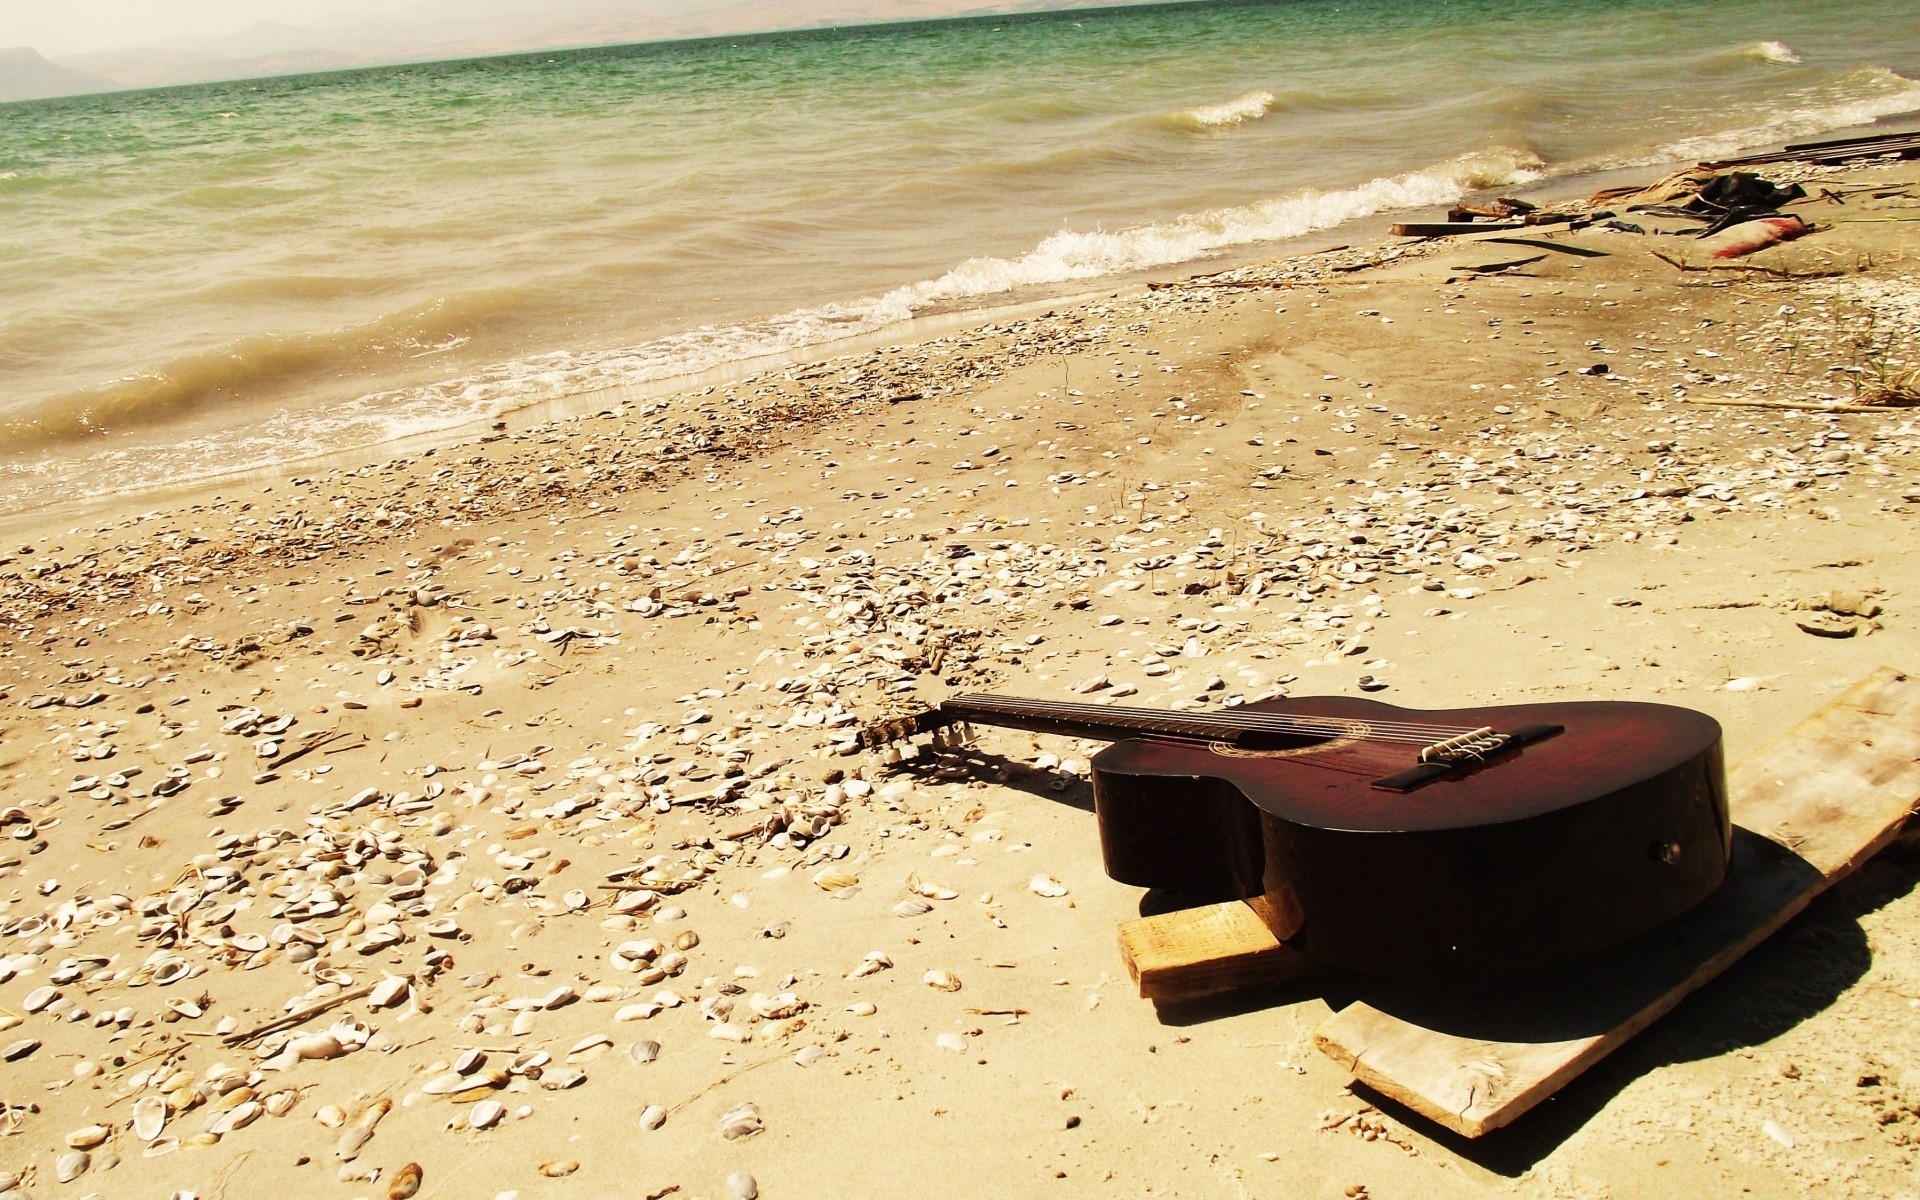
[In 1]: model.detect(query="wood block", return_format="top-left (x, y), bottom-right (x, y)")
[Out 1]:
top-left (1119, 897), bottom-right (1327, 1003)
top-left (1312, 666), bottom-right (1920, 1137)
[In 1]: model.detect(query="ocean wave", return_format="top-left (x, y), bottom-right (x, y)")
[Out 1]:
top-left (1613, 66), bottom-right (1920, 167)
top-left (879, 146), bottom-right (1543, 311)
top-left (0, 287), bottom-right (540, 450)
top-left (1748, 40), bottom-right (1804, 66)
top-left (1, 146), bottom-right (1544, 486)
top-left (1165, 90), bottom-right (1277, 130)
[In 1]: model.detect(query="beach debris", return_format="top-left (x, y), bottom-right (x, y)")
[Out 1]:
top-left (389, 1163), bottom-right (424, 1200)
top-left (1701, 215), bottom-right (1812, 260)
top-left (728, 1171), bottom-right (760, 1200)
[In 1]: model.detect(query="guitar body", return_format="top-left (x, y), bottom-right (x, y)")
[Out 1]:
top-left (1090, 696), bottom-right (1728, 975)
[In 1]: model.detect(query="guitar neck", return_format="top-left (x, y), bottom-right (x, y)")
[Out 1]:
top-left (940, 693), bottom-right (1238, 745)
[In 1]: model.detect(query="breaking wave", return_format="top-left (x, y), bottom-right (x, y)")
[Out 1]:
top-left (1748, 40), bottom-right (1804, 66)
top-left (1166, 89), bottom-right (1278, 130)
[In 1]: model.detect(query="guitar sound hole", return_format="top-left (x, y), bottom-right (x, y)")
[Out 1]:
top-left (1233, 729), bottom-right (1338, 753)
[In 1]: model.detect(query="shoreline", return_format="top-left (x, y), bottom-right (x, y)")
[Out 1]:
top-left (8, 114), bottom-right (1916, 534)
top-left (0, 152), bottom-right (1917, 1200)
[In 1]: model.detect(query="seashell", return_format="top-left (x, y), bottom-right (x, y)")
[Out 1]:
top-left (728, 1170), bottom-right (760, 1200)
top-left (848, 950), bottom-right (892, 979)
top-left (1029, 874), bottom-right (1069, 898)
top-left (811, 867), bottom-right (859, 892)
top-left (907, 874), bottom-right (958, 901)
top-left (3, 1038), bottom-right (41, 1061)
top-left (420, 1071), bottom-right (468, 1095)
top-left (264, 1090), bottom-right (297, 1117)
top-left (629, 1039), bottom-right (661, 1064)
top-left (468, 1100), bottom-right (504, 1130)
top-left (749, 992), bottom-right (805, 1020)
top-left (288, 1032), bottom-right (346, 1061)
top-left (66, 1124), bottom-right (110, 1149)
top-left (23, 985), bottom-right (59, 1013)
top-left (923, 968), bottom-right (962, 992)
top-left (638, 1103), bottom-right (667, 1130)
top-left (314, 1104), bottom-right (346, 1128)
top-left (540, 1067), bottom-right (587, 1090)
top-left (583, 983), bottom-right (622, 1004)
top-left (165, 997), bottom-right (203, 1019)
top-left (152, 959), bottom-right (191, 986)
top-left (133, 1096), bottom-right (168, 1141)
top-left (56, 1150), bottom-right (90, 1183)
top-left (672, 928), bottom-right (700, 951)
top-left (708, 1022), bottom-right (751, 1043)
top-left (540, 985), bottom-right (579, 1010)
top-left (793, 1045), bottom-right (824, 1067)
top-left (567, 1034), bottom-right (611, 1058)
top-left (718, 1100), bottom-right (763, 1140)
top-left (142, 1137), bottom-right (179, 1158)
top-left (563, 889), bottom-right (590, 910)
top-left (613, 889), bottom-right (657, 914)
top-left (185, 1131), bottom-right (222, 1147)
top-left (511, 1010), bottom-right (536, 1037)
top-left (510, 1050), bottom-right (550, 1075)
top-left (454, 1048), bottom-right (487, 1075)
top-left (229, 933), bottom-right (268, 953)
top-left (423, 916), bottom-right (461, 937)
top-left (892, 898), bottom-right (933, 918)
top-left (937, 1032), bottom-right (968, 1052)
top-left (367, 976), bottom-right (409, 1009)
top-left (388, 1161), bottom-right (424, 1200)
top-left (539, 1160), bottom-right (580, 1178)
top-left (205, 1099), bottom-right (261, 1135)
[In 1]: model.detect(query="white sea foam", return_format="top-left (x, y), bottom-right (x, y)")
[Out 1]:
top-left (1750, 40), bottom-right (1804, 66)
top-left (1171, 90), bottom-right (1278, 129)
top-left (875, 147), bottom-right (1541, 314)
top-left (1610, 67), bottom-right (1920, 167)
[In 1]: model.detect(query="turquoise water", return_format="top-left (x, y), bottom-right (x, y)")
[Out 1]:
top-left (3, 0), bottom-right (1918, 508)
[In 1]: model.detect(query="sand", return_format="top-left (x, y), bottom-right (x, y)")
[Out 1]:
top-left (2, 158), bottom-right (1919, 1200)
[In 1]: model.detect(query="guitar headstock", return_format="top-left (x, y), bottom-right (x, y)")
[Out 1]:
top-left (857, 705), bottom-right (975, 761)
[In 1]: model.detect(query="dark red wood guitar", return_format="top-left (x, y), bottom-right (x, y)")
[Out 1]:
top-left (861, 693), bottom-right (1729, 975)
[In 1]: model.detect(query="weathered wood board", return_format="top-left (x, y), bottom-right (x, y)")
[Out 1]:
top-left (1119, 896), bottom-right (1324, 1003)
top-left (1312, 666), bottom-right (1920, 1137)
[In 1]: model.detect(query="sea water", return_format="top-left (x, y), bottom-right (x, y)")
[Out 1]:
top-left (3, 0), bottom-right (1918, 510)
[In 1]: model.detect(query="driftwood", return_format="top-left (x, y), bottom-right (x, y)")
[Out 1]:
top-left (221, 983), bottom-right (377, 1047)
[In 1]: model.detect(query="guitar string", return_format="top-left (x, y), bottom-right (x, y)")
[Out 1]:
top-left (947, 693), bottom-right (1479, 734)
top-left (944, 695), bottom-right (1486, 741)
top-left (924, 708), bottom-right (1460, 746)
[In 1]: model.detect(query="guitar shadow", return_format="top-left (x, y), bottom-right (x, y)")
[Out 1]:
top-left (879, 747), bottom-right (1094, 813)
top-left (1367, 838), bottom-right (1910, 1175)
top-left (1142, 832), bottom-right (1916, 1176)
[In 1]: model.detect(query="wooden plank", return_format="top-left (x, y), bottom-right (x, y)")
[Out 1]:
top-left (1119, 897), bottom-right (1327, 1003)
top-left (1312, 666), bottom-right (1920, 1138)
top-left (1392, 221), bottom-right (1529, 238)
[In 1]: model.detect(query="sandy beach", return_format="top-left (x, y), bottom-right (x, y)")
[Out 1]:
top-left (3, 155), bottom-right (1919, 1200)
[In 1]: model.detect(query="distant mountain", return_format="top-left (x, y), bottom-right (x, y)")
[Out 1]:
top-left (0, 46), bottom-right (116, 102)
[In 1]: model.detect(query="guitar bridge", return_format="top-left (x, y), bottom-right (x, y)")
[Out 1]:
top-left (1371, 723), bottom-right (1564, 792)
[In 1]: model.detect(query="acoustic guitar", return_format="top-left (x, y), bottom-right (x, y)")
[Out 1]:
top-left (860, 692), bottom-right (1729, 975)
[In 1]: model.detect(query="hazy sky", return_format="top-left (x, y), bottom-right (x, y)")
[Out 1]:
top-left (3, 1), bottom-right (393, 56)
top-left (6, 0), bottom-right (935, 58)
